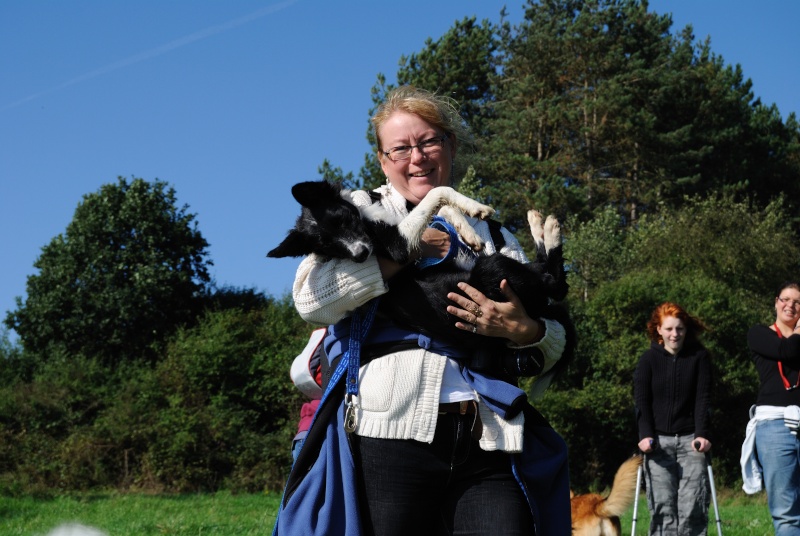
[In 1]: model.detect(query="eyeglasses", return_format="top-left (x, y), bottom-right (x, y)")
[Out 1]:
top-left (778, 297), bottom-right (800, 308)
top-left (382, 134), bottom-right (448, 162)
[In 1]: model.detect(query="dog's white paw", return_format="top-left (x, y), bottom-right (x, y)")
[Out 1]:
top-left (544, 215), bottom-right (561, 252)
top-left (527, 209), bottom-right (544, 246)
top-left (437, 205), bottom-right (485, 252)
top-left (462, 199), bottom-right (495, 219)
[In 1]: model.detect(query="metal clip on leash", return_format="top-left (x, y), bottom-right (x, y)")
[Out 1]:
top-left (344, 394), bottom-right (357, 433)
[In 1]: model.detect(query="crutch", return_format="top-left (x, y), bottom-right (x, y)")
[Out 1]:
top-left (695, 440), bottom-right (723, 536)
top-left (631, 453), bottom-right (645, 535)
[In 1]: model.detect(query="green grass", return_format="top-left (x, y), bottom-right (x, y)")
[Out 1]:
top-left (0, 489), bottom-right (777, 535)
top-left (0, 491), bottom-right (282, 536)
top-left (621, 489), bottom-right (775, 536)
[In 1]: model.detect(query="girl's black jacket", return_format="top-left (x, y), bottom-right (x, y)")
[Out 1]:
top-left (634, 342), bottom-right (712, 441)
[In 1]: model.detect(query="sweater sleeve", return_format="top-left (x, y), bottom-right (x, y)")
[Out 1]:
top-left (747, 324), bottom-right (800, 364)
top-left (634, 353), bottom-right (656, 440)
top-left (292, 253), bottom-right (388, 326)
top-left (506, 317), bottom-right (566, 374)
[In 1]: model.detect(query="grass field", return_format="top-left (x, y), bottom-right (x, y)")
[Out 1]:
top-left (620, 488), bottom-right (775, 535)
top-left (0, 489), bottom-right (776, 535)
top-left (0, 491), bottom-right (282, 536)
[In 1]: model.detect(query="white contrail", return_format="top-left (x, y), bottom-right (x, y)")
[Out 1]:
top-left (2, 0), bottom-right (298, 112)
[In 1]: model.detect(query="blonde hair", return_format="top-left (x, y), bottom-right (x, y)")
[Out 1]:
top-left (371, 86), bottom-right (474, 160)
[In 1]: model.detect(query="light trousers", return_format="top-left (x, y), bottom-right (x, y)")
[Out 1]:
top-left (645, 433), bottom-right (709, 536)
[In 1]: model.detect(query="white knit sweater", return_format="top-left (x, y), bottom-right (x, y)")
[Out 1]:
top-left (292, 184), bottom-right (567, 452)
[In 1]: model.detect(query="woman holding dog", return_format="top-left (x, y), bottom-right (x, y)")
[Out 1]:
top-left (284, 86), bottom-right (570, 536)
top-left (634, 302), bottom-right (713, 535)
top-left (744, 281), bottom-right (800, 535)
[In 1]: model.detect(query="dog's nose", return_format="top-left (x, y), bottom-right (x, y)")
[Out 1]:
top-left (345, 240), bottom-right (372, 263)
top-left (353, 247), bottom-right (370, 263)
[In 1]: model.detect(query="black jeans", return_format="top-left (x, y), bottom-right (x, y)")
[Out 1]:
top-left (352, 412), bottom-right (533, 536)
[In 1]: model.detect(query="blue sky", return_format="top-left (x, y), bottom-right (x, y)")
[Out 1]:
top-left (1, 1), bottom-right (798, 339)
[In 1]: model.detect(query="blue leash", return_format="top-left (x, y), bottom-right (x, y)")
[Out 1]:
top-left (343, 298), bottom-right (379, 433)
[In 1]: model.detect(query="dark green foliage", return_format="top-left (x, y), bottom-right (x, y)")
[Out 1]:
top-left (5, 177), bottom-right (211, 364)
top-left (0, 353), bottom-right (140, 494)
top-left (548, 195), bottom-right (800, 488)
top-left (318, 159), bottom-right (358, 190)
top-left (0, 327), bottom-right (25, 384)
top-left (139, 298), bottom-right (307, 491)
top-left (0, 295), bottom-right (313, 494)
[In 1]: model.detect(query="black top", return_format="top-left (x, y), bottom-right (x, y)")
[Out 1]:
top-left (747, 324), bottom-right (800, 407)
top-left (634, 342), bottom-right (712, 440)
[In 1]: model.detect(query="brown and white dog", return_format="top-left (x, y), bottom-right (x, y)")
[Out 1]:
top-left (570, 455), bottom-right (643, 536)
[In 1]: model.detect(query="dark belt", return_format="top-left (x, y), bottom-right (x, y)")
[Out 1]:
top-left (438, 400), bottom-right (477, 415)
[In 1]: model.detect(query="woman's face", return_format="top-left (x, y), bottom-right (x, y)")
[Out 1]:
top-left (775, 287), bottom-right (800, 327)
top-left (657, 316), bottom-right (686, 355)
top-left (378, 111), bottom-right (454, 205)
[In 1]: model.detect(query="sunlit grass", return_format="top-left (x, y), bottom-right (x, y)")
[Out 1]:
top-left (0, 488), bottom-right (777, 536)
top-left (0, 491), bottom-right (282, 536)
top-left (621, 488), bottom-right (773, 536)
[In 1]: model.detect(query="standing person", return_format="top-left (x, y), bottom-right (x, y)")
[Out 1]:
top-left (285, 85), bottom-right (570, 536)
top-left (745, 282), bottom-right (800, 535)
top-left (634, 302), bottom-right (713, 535)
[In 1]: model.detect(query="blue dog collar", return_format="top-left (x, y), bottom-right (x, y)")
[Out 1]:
top-left (416, 216), bottom-right (478, 270)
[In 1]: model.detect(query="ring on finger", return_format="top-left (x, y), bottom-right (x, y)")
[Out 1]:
top-left (471, 324), bottom-right (477, 334)
top-left (472, 306), bottom-right (483, 318)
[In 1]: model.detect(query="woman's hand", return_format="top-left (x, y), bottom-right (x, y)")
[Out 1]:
top-left (638, 438), bottom-right (655, 453)
top-left (446, 279), bottom-right (542, 345)
top-left (693, 437), bottom-right (712, 453)
top-left (418, 227), bottom-right (450, 260)
top-left (378, 227), bottom-right (451, 280)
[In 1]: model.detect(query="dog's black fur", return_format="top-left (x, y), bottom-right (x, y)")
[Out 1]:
top-left (267, 181), bottom-right (414, 265)
top-left (268, 180), bottom-right (573, 378)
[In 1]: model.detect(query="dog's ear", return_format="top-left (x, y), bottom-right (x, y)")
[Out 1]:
top-left (267, 229), bottom-right (313, 258)
top-left (291, 180), bottom-right (341, 208)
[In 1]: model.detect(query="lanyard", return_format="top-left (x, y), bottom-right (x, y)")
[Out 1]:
top-left (343, 299), bottom-right (379, 433)
top-left (774, 323), bottom-right (800, 391)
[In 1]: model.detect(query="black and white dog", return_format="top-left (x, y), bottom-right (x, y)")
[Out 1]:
top-left (267, 180), bottom-right (493, 264)
top-left (268, 180), bottom-right (572, 377)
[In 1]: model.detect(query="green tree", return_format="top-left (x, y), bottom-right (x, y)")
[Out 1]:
top-left (5, 177), bottom-right (211, 364)
top-left (315, 0), bottom-right (800, 227)
top-left (550, 195), bottom-right (800, 488)
top-left (97, 295), bottom-right (309, 492)
top-left (0, 293), bottom-right (313, 494)
top-left (318, 159), bottom-right (358, 190)
top-left (0, 327), bottom-right (23, 382)
top-left (479, 0), bottom-right (683, 226)
top-left (472, 0), bottom-right (800, 228)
